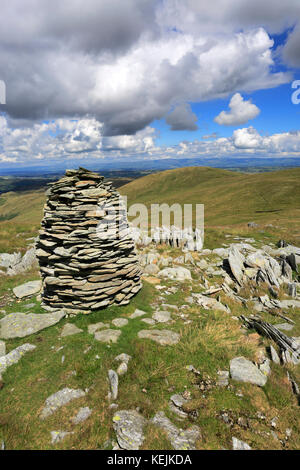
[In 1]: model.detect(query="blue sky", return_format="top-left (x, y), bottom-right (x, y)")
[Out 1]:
top-left (0, 0), bottom-right (300, 167)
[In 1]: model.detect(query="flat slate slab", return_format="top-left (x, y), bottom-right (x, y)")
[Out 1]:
top-left (129, 309), bottom-right (147, 319)
top-left (112, 318), bottom-right (128, 327)
top-left (60, 323), bottom-right (83, 337)
top-left (152, 311), bottom-right (171, 323)
top-left (138, 329), bottom-right (180, 346)
top-left (40, 387), bottom-right (86, 419)
top-left (88, 322), bottom-right (109, 334)
top-left (0, 311), bottom-right (66, 339)
top-left (94, 329), bottom-right (121, 343)
top-left (13, 280), bottom-right (42, 299)
top-left (230, 356), bottom-right (267, 387)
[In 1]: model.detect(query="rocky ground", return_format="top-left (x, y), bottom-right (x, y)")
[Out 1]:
top-left (0, 231), bottom-right (300, 450)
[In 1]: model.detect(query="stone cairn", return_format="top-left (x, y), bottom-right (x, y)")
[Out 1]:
top-left (36, 167), bottom-right (142, 314)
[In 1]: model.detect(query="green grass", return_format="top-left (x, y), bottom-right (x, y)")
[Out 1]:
top-left (0, 167), bottom-right (300, 449)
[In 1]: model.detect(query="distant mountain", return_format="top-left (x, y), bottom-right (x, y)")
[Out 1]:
top-left (1, 157), bottom-right (300, 177)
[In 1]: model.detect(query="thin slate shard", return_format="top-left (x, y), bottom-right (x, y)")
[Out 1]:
top-left (36, 168), bottom-right (142, 313)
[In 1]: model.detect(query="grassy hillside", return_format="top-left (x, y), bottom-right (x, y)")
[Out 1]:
top-left (1, 166), bottom-right (300, 252)
top-left (0, 190), bottom-right (46, 252)
top-left (121, 166), bottom-right (300, 246)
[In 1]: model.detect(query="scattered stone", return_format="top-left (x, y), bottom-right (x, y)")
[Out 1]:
top-left (40, 387), bottom-right (86, 419)
top-left (0, 343), bottom-right (36, 375)
top-left (13, 280), bottom-right (42, 299)
top-left (144, 264), bottom-right (160, 275)
top-left (112, 318), bottom-right (128, 327)
top-left (88, 322), bottom-right (109, 334)
top-left (113, 410), bottom-right (147, 450)
top-left (60, 323), bottom-right (83, 337)
top-left (274, 323), bottom-right (294, 332)
top-left (169, 394), bottom-right (189, 419)
top-left (217, 370), bottom-right (229, 387)
top-left (259, 358), bottom-right (271, 376)
top-left (71, 407), bottom-right (92, 424)
top-left (108, 370), bottom-right (119, 400)
top-left (114, 353), bottom-right (131, 364)
top-left (117, 362), bottom-right (128, 376)
top-left (0, 340), bottom-right (5, 357)
top-left (270, 345), bottom-right (280, 364)
top-left (138, 329), bottom-right (180, 346)
top-left (141, 318), bottom-right (156, 325)
top-left (232, 437), bottom-right (252, 450)
top-left (158, 267), bottom-right (192, 282)
top-left (151, 411), bottom-right (200, 450)
top-left (228, 245), bottom-right (245, 285)
top-left (129, 309), bottom-right (147, 319)
top-left (0, 310), bottom-right (65, 339)
top-left (94, 329), bottom-right (121, 344)
top-left (50, 431), bottom-right (73, 444)
top-left (230, 357), bottom-right (267, 387)
top-left (152, 311), bottom-right (171, 323)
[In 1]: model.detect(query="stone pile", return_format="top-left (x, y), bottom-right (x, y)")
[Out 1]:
top-left (36, 168), bottom-right (142, 314)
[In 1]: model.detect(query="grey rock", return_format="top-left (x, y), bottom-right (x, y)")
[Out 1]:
top-left (0, 340), bottom-right (5, 357)
top-left (151, 411), bottom-right (200, 450)
top-left (0, 252), bottom-right (22, 269)
top-left (270, 345), bottom-right (281, 364)
top-left (274, 323), bottom-right (294, 332)
top-left (112, 318), bottom-right (128, 327)
top-left (117, 362), bottom-right (128, 376)
top-left (228, 245), bottom-right (245, 285)
top-left (50, 431), bottom-right (73, 444)
top-left (94, 329), bottom-right (121, 344)
top-left (7, 247), bottom-right (37, 276)
top-left (152, 311), bottom-right (171, 323)
top-left (0, 310), bottom-right (65, 339)
top-left (230, 357), bottom-right (267, 387)
top-left (113, 410), bottom-right (147, 450)
top-left (0, 343), bottom-right (36, 375)
top-left (141, 318), bottom-right (156, 325)
top-left (192, 293), bottom-right (230, 313)
top-left (40, 387), bottom-right (86, 419)
top-left (232, 437), bottom-right (252, 450)
top-left (129, 309), bottom-right (147, 319)
top-left (169, 394), bottom-right (189, 418)
top-left (13, 280), bottom-right (42, 299)
top-left (88, 322), bottom-right (109, 334)
top-left (217, 370), bottom-right (229, 387)
top-left (71, 407), bottom-right (92, 424)
top-left (60, 323), bottom-right (83, 337)
top-left (158, 267), bottom-right (192, 282)
top-left (259, 359), bottom-right (271, 376)
top-left (114, 353), bottom-right (132, 364)
top-left (144, 264), bottom-right (160, 275)
top-left (138, 329), bottom-right (180, 346)
top-left (108, 369), bottom-right (119, 400)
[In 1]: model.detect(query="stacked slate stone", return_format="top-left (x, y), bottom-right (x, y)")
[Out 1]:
top-left (36, 168), bottom-right (142, 314)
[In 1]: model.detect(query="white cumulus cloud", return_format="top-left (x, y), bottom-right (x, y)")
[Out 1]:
top-left (214, 93), bottom-right (260, 126)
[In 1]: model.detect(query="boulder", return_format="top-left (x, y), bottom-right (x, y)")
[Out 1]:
top-left (230, 357), bottom-right (267, 387)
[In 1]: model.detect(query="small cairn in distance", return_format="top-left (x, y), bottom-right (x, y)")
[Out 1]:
top-left (36, 167), bottom-right (142, 314)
